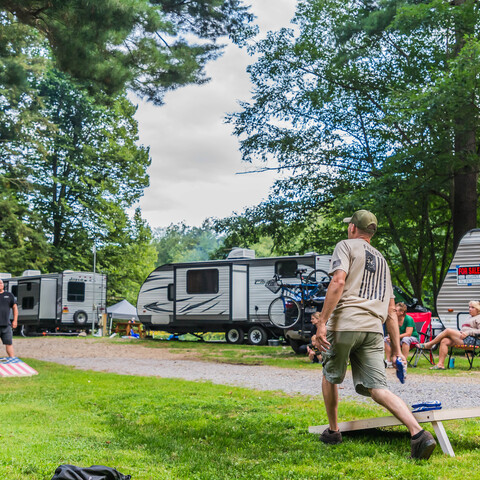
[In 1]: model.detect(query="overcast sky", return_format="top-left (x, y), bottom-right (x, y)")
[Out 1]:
top-left (133, 0), bottom-right (297, 230)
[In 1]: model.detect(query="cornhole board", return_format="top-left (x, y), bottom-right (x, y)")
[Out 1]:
top-left (0, 357), bottom-right (38, 377)
top-left (309, 407), bottom-right (480, 457)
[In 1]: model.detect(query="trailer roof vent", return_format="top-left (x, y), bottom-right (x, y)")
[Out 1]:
top-left (227, 248), bottom-right (256, 260)
top-left (22, 269), bottom-right (41, 276)
top-left (0, 273), bottom-right (11, 279)
top-left (304, 251), bottom-right (319, 256)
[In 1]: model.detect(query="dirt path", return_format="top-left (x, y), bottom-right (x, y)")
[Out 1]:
top-left (14, 336), bottom-right (199, 361)
top-left (11, 336), bottom-right (480, 409)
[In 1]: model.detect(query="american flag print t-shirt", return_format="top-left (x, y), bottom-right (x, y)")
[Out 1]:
top-left (327, 239), bottom-right (394, 334)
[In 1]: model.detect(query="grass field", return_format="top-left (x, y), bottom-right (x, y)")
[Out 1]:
top-left (1, 341), bottom-right (480, 479)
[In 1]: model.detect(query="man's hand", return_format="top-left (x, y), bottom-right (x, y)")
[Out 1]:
top-left (460, 331), bottom-right (468, 340)
top-left (313, 323), bottom-right (330, 352)
top-left (12, 319), bottom-right (17, 329)
top-left (392, 353), bottom-right (407, 369)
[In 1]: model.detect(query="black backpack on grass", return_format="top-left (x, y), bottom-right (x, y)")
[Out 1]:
top-left (51, 464), bottom-right (131, 480)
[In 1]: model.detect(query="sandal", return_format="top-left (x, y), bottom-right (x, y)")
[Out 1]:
top-left (416, 343), bottom-right (427, 349)
top-left (429, 365), bottom-right (445, 370)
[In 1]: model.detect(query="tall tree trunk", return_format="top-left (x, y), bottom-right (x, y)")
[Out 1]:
top-left (452, 0), bottom-right (478, 251)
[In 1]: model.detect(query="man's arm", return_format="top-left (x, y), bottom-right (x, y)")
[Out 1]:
top-left (12, 304), bottom-right (18, 329)
top-left (385, 298), bottom-right (405, 362)
top-left (314, 269), bottom-right (346, 351)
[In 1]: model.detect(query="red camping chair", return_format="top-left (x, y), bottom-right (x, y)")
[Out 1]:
top-left (408, 312), bottom-right (435, 367)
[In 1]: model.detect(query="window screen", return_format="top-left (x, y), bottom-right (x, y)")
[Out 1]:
top-left (187, 269), bottom-right (219, 294)
top-left (275, 260), bottom-right (298, 278)
top-left (67, 281), bottom-right (85, 302)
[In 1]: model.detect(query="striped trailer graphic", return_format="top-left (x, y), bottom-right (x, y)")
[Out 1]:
top-left (0, 357), bottom-right (38, 377)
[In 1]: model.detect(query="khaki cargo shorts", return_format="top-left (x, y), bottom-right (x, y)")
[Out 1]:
top-left (322, 330), bottom-right (388, 397)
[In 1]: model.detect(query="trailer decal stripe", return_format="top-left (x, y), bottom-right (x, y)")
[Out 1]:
top-left (201, 302), bottom-right (220, 312)
top-left (178, 295), bottom-right (223, 313)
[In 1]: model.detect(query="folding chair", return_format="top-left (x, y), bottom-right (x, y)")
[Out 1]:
top-left (447, 312), bottom-right (480, 370)
top-left (408, 311), bottom-right (435, 367)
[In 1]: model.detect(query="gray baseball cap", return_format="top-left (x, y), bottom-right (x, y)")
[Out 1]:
top-left (343, 210), bottom-right (378, 234)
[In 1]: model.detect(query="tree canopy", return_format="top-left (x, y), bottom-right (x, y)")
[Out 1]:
top-left (223, 0), bottom-right (480, 308)
top-left (0, 0), bottom-right (255, 104)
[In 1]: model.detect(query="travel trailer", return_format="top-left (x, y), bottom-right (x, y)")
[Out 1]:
top-left (136, 249), bottom-right (331, 345)
top-left (436, 229), bottom-right (480, 330)
top-left (0, 270), bottom-right (107, 334)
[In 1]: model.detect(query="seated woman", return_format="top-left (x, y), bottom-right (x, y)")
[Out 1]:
top-left (384, 302), bottom-right (419, 366)
top-left (417, 300), bottom-right (480, 370)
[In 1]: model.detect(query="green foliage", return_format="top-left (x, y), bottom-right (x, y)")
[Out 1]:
top-left (153, 220), bottom-right (224, 266)
top-left (1, 0), bottom-right (256, 104)
top-left (99, 209), bottom-right (157, 305)
top-left (0, 180), bottom-right (49, 275)
top-left (224, 0), bottom-right (480, 307)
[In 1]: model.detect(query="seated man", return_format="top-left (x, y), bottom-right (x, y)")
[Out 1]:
top-left (384, 302), bottom-right (419, 366)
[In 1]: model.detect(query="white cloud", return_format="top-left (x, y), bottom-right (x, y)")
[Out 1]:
top-left (134, 0), bottom-right (297, 228)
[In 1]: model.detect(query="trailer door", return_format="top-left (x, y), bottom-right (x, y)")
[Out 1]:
top-left (231, 265), bottom-right (248, 321)
top-left (39, 278), bottom-right (57, 319)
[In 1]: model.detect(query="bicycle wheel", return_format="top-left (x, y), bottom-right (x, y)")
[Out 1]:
top-left (305, 269), bottom-right (330, 284)
top-left (268, 297), bottom-right (301, 329)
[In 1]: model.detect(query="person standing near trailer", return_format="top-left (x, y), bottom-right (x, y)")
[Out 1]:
top-left (0, 279), bottom-right (18, 357)
top-left (314, 210), bottom-right (437, 459)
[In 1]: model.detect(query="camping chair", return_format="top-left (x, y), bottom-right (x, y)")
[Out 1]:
top-left (447, 312), bottom-right (480, 370)
top-left (408, 312), bottom-right (435, 367)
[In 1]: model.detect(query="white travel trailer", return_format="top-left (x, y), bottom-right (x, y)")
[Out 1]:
top-left (0, 270), bottom-right (107, 333)
top-left (137, 249), bottom-right (331, 345)
top-left (436, 229), bottom-right (480, 330)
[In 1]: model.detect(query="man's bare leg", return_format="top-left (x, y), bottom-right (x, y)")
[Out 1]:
top-left (6, 344), bottom-right (14, 357)
top-left (370, 388), bottom-right (422, 435)
top-left (322, 376), bottom-right (339, 431)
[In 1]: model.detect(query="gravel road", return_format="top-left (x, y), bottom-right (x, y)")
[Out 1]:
top-left (14, 337), bottom-right (480, 409)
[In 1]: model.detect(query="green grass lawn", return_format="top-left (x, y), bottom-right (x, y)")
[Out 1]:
top-left (1, 356), bottom-right (480, 480)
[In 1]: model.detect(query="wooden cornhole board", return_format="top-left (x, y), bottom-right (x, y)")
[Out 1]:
top-left (0, 357), bottom-right (38, 377)
top-left (309, 407), bottom-right (480, 457)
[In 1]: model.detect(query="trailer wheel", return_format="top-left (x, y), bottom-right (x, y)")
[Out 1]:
top-left (73, 310), bottom-right (88, 326)
top-left (226, 327), bottom-right (244, 344)
top-left (20, 325), bottom-right (30, 337)
top-left (247, 326), bottom-right (267, 346)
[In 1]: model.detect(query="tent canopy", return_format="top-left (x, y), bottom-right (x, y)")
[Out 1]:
top-left (107, 299), bottom-right (138, 320)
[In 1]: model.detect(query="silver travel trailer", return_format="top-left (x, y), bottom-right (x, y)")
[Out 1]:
top-left (136, 249), bottom-right (331, 345)
top-left (0, 270), bottom-right (107, 333)
top-left (436, 229), bottom-right (480, 330)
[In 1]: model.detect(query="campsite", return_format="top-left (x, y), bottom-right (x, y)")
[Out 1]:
top-left (3, 0), bottom-right (480, 478)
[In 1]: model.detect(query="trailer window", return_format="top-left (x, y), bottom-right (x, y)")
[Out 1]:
top-left (275, 260), bottom-right (298, 278)
top-left (22, 297), bottom-right (34, 310)
top-left (67, 281), bottom-right (85, 302)
top-left (167, 283), bottom-right (175, 301)
top-left (187, 269), bottom-right (219, 294)
top-left (11, 285), bottom-right (18, 298)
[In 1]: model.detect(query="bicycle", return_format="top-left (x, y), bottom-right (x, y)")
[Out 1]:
top-left (265, 269), bottom-right (330, 329)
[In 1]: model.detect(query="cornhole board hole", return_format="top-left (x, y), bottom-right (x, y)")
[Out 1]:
top-left (0, 357), bottom-right (38, 377)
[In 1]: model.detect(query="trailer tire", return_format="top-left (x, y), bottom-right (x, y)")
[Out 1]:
top-left (73, 310), bottom-right (88, 326)
top-left (247, 326), bottom-right (267, 346)
top-left (226, 327), bottom-right (244, 344)
top-left (20, 324), bottom-right (30, 337)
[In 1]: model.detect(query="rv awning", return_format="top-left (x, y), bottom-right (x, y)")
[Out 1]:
top-left (106, 299), bottom-right (138, 321)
